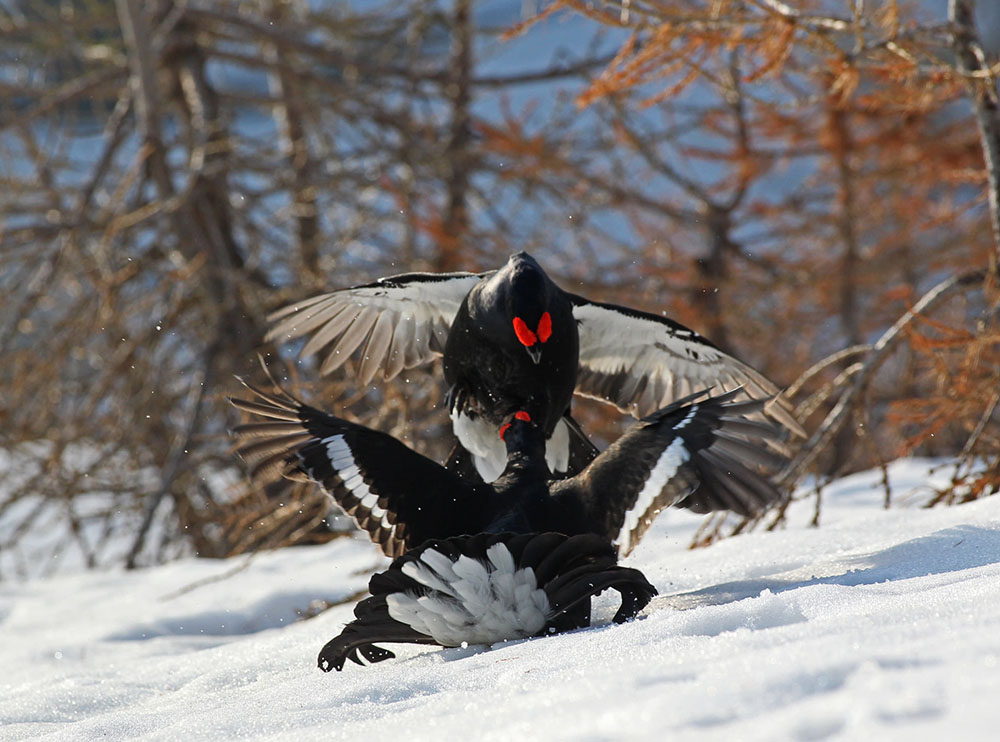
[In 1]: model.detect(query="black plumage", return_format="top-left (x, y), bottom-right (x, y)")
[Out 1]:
top-left (265, 252), bottom-right (801, 483)
top-left (268, 253), bottom-right (595, 482)
top-left (440, 253), bottom-right (596, 481)
top-left (443, 253), bottom-right (577, 432)
top-left (230, 381), bottom-right (787, 559)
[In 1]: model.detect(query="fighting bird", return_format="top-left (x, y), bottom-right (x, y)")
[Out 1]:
top-left (266, 252), bottom-right (800, 483)
top-left (230, 381), bottom-right (787, 559)
top-left (318, 532), bottom-right (658, 671)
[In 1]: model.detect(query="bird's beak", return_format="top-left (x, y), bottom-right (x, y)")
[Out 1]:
top-left (525, 345), bottom-right (542, 365)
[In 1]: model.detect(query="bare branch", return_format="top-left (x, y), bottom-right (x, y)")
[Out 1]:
top-left (778, 269), bottom-right (988, 486)
top-left (950, 0), bottom-right (1000, 268)
top-left (784, 345), bottom-right (872, 400)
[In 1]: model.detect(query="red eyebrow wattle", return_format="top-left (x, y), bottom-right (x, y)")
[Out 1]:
top-left (499, 411), bottom-right (531, 439)
top-left (512, 317), bottom-right (537, 347)
top-left (536, 312), bottom-right (552, 343)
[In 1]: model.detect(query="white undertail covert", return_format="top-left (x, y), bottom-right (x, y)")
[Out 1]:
top-left (386, 543), bottom-right (549, 647)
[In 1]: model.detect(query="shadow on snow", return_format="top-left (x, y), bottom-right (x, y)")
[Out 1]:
top-left (657, 524), bottom-right (1000, 612)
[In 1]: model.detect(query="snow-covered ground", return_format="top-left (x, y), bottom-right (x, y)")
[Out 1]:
top-left (2, 459), bottom-right (999, 740)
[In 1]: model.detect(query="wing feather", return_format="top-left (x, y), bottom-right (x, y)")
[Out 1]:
top-left (554, 390), bottom-right (788, 556)
top-left (320, 305), bottom-right (378, 375)
top-left (570, 296), bottom-right (802, 435)
top-left (299, 304), bottom-right (360, 359)
top-left (383, 313), bottom-right (412, 380)
top-left (267, 292), bottom-right (334, 322)
top-left (230, 380), bottom-right (487, 556)
top-left (267, 272), bottom-right (485, 381)
top-left (359, 310), bottom-right (396, 385)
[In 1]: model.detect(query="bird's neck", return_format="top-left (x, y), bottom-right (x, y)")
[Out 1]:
top-left (492, 450), bottom-right (551, 526)
top-left (500, 448), bottom-right (549, 482)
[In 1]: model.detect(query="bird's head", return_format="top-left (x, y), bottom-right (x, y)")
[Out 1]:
top-left (498, 410), bottom-right (546, 459)
top-left (497, 410), bottom-right (548, 475)
top-left (505, 252), bottom-right (555, 366)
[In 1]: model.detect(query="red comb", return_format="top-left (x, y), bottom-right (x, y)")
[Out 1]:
top-left (536, 312), bottom-right (552, 343)
top-left (512, 317), bottom-right (537, 347)
top-left (499, 411), bottom-right (532, 439)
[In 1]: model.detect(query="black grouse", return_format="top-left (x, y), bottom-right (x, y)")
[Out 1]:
top-left (230, 381), bottom-right (787, 559)
top-left (266, 252), bottom-right (800, 483)
top-left (441, 253), bottom-right (588, 481)
top-left (317, 531), bottom-right (658, 672)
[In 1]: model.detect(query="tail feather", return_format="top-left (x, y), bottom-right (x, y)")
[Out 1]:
top-left (316, 533), bottom-right (656, 672)
top-left (546, 566), bottom-right (658, 625)
top-left (531, 533), bottom-right (616, 585)
top-left (533, 534), bottom-right (656, 625)
top-left (317, 595), bottom-right (432, 672)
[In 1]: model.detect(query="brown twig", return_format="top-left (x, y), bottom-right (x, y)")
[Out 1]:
top-left (778, 268), bottom-right (988, 486)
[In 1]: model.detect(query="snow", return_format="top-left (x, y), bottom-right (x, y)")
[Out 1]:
top-left (2, 458), bottom-right (999, 740)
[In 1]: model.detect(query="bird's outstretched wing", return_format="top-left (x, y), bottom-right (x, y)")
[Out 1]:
top-left (266, 271), bottom-right (487, 384)
top-left (569, 296), bottom-right (802, 434)
top-left (230, 380), bottom-right (487, 557)
top-left (555, 388), bottom-right (788, 557)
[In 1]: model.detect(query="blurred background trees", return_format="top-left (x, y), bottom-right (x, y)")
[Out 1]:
top-left (2, 0), bottom-right (998, 578)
